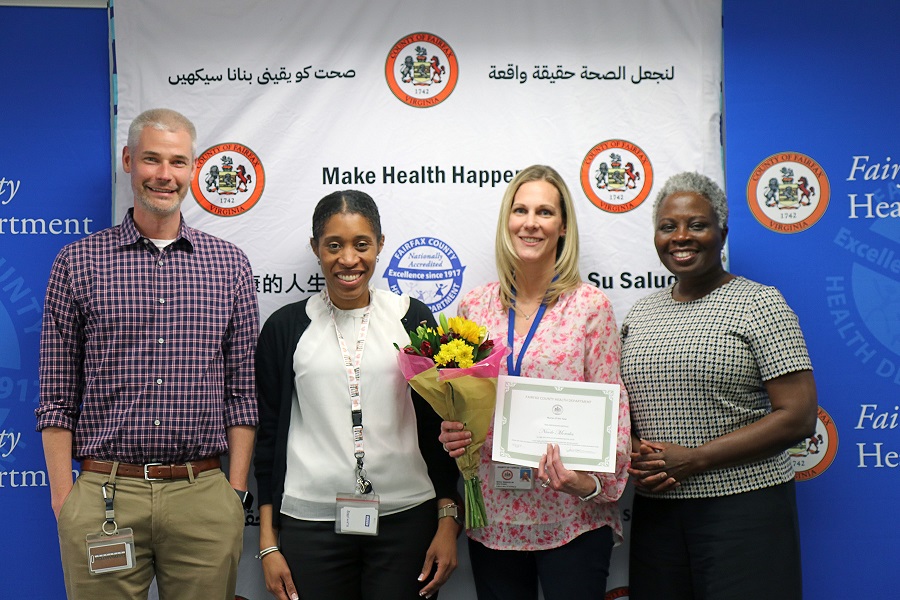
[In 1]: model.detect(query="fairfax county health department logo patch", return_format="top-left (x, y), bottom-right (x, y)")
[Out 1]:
top-left (385, 33), bottom-right (458, 108)
top-left (580, 140), bottom-right (653, 213)
top-left (790, 406), bottom-right (838, 481)
top-left (383, 237), bottom-right (465, 312)
top-left (746, 152), bottom-right (830, 233)
top-left (191, 143), bottom-right (265, 217)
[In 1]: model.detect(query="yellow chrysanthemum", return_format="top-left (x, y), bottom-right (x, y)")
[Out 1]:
top-left (434, 338), bottom-right (475, 368)
top-left (447, 316), bottom-right (484, 345)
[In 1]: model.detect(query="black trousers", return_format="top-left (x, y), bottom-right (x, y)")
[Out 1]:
top-left (279, 501), bottom-right (438, 600)
top-left (629, 480), bottom-right (803, 600)
top-left (468, 526), bottom-right (614, 600)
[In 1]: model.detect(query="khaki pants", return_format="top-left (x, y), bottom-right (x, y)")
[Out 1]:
top-left (57, 467), bottom-right (244, 600)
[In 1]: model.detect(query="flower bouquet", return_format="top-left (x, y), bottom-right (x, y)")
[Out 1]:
top-left (396, 314), bottom-right (505, 529)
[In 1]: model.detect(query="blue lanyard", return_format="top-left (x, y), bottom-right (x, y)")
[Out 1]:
top-left (507, 301), bottom-right (547, 376)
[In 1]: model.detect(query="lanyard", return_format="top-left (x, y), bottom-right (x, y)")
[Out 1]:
top-left (507, 300), bottom-right (548, 377)
top-left (323, 290), bottom-right (374, 494)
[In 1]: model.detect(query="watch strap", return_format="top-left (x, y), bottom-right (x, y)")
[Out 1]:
top-left (235, 489), bottom-right (254, 510)
top-left (437, 502), bottom-right (459, 520)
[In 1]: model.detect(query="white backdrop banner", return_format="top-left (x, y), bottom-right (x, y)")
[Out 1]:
top-left (113, 1), bottom-right (722, 597)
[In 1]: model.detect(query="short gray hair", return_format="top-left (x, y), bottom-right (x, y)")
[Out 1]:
top-left (653, 171), bottom-right (728, 229)
top-left (127, 108), bottom-right (197, 158)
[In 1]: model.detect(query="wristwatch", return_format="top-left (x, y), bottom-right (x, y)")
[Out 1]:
top-left (437, 502), bottom-right (461, 526)
top-left (235, 489), bottom-right (254, 510)
top-left (578, 474), bottom-right (602, 502)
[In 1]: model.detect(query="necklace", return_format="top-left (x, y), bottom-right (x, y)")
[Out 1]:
top-left (513, 275), bottom-right (557, 323)
top-left (516, 300), bottom-right (542, 320)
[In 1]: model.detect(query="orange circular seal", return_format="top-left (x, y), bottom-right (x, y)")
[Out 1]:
top-left (605, 587), bottom-right (630, 599)
top-left (191, 143), bottom-right (265, 217)
top-left (746, 152), bottom-right (830, 233)
top-left (790, 405), bottom-right (838, 481)
top-left (581, 140), bottom-right (653, 213)
top-left (385, 32), bottom-right (458, 108)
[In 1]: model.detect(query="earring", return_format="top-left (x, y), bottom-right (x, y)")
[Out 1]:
top-left (376, 256), bottom-right (380, 263)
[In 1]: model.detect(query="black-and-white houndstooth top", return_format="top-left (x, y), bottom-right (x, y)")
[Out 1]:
top-left (621, 276), bottom-right (813, 499)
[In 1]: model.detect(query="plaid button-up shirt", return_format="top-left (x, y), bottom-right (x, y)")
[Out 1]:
top-left (36, 209), bottom-right (259, 463)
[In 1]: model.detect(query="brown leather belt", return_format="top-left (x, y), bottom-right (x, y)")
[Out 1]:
top-left (80, 457), bottom-right (221, 480)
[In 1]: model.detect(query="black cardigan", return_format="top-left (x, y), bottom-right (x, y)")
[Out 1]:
top-left (254, 295), bottom-right (459, 527)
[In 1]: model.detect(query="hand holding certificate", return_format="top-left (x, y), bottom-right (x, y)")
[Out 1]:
top-left (492, 375), bottom-right (621, 472)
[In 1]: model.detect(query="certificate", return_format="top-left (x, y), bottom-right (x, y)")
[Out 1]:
top-left (492, 375), bottom-right (620, 472)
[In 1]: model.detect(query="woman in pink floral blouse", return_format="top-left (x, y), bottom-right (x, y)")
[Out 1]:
top-left (439, 165), bottom-right (630, 600)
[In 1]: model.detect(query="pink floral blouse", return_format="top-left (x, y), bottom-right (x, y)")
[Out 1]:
top-left (459, 282), bottom-right (630, 550)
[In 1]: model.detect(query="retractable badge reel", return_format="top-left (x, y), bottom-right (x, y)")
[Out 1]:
top-left (335, 455), bottom-right (379, 536)
top-left (85, 482), bottom-right (136, 575)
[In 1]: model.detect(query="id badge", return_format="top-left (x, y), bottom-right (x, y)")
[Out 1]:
top-left (86, 528), bottom-right (135, 575)
top-left (492, 462), bottom-right (536, 490)
top-left (335, 493), bottom-right (379, 536)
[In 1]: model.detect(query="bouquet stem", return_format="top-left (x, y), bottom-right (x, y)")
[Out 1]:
top-left (463, 475), bottom-right (488, 529)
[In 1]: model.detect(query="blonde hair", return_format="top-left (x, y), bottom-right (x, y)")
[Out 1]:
top-left (495, 165), bottom-right (581, 309)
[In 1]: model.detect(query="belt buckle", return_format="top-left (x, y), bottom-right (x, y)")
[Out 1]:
top-left (143, 462), bottom-right (164, 481)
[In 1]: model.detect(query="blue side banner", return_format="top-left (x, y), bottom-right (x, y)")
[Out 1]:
top-left (724, 0), bottom-right (899, 595)
top-left (0, 6), bottom-right (111, 598)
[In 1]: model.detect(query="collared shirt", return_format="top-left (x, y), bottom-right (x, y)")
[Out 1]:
top-left (36, 209), bottom-right (259, 463)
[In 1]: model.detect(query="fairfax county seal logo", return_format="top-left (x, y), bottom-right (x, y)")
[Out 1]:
top-left (580, 140), bottom-right (654, 213)
top-left (747, 152), bottom-right (830, 233)
top-left (191, 143), bottom-right (265, 217)
top-left (383, 237), bottom-right (465, 312)
top-left (605, 587), bottom-right (630, 599)
top-left (386, 33), bottom-right (458, 108)
top-left (790, 406), bottom-right (838, 481)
